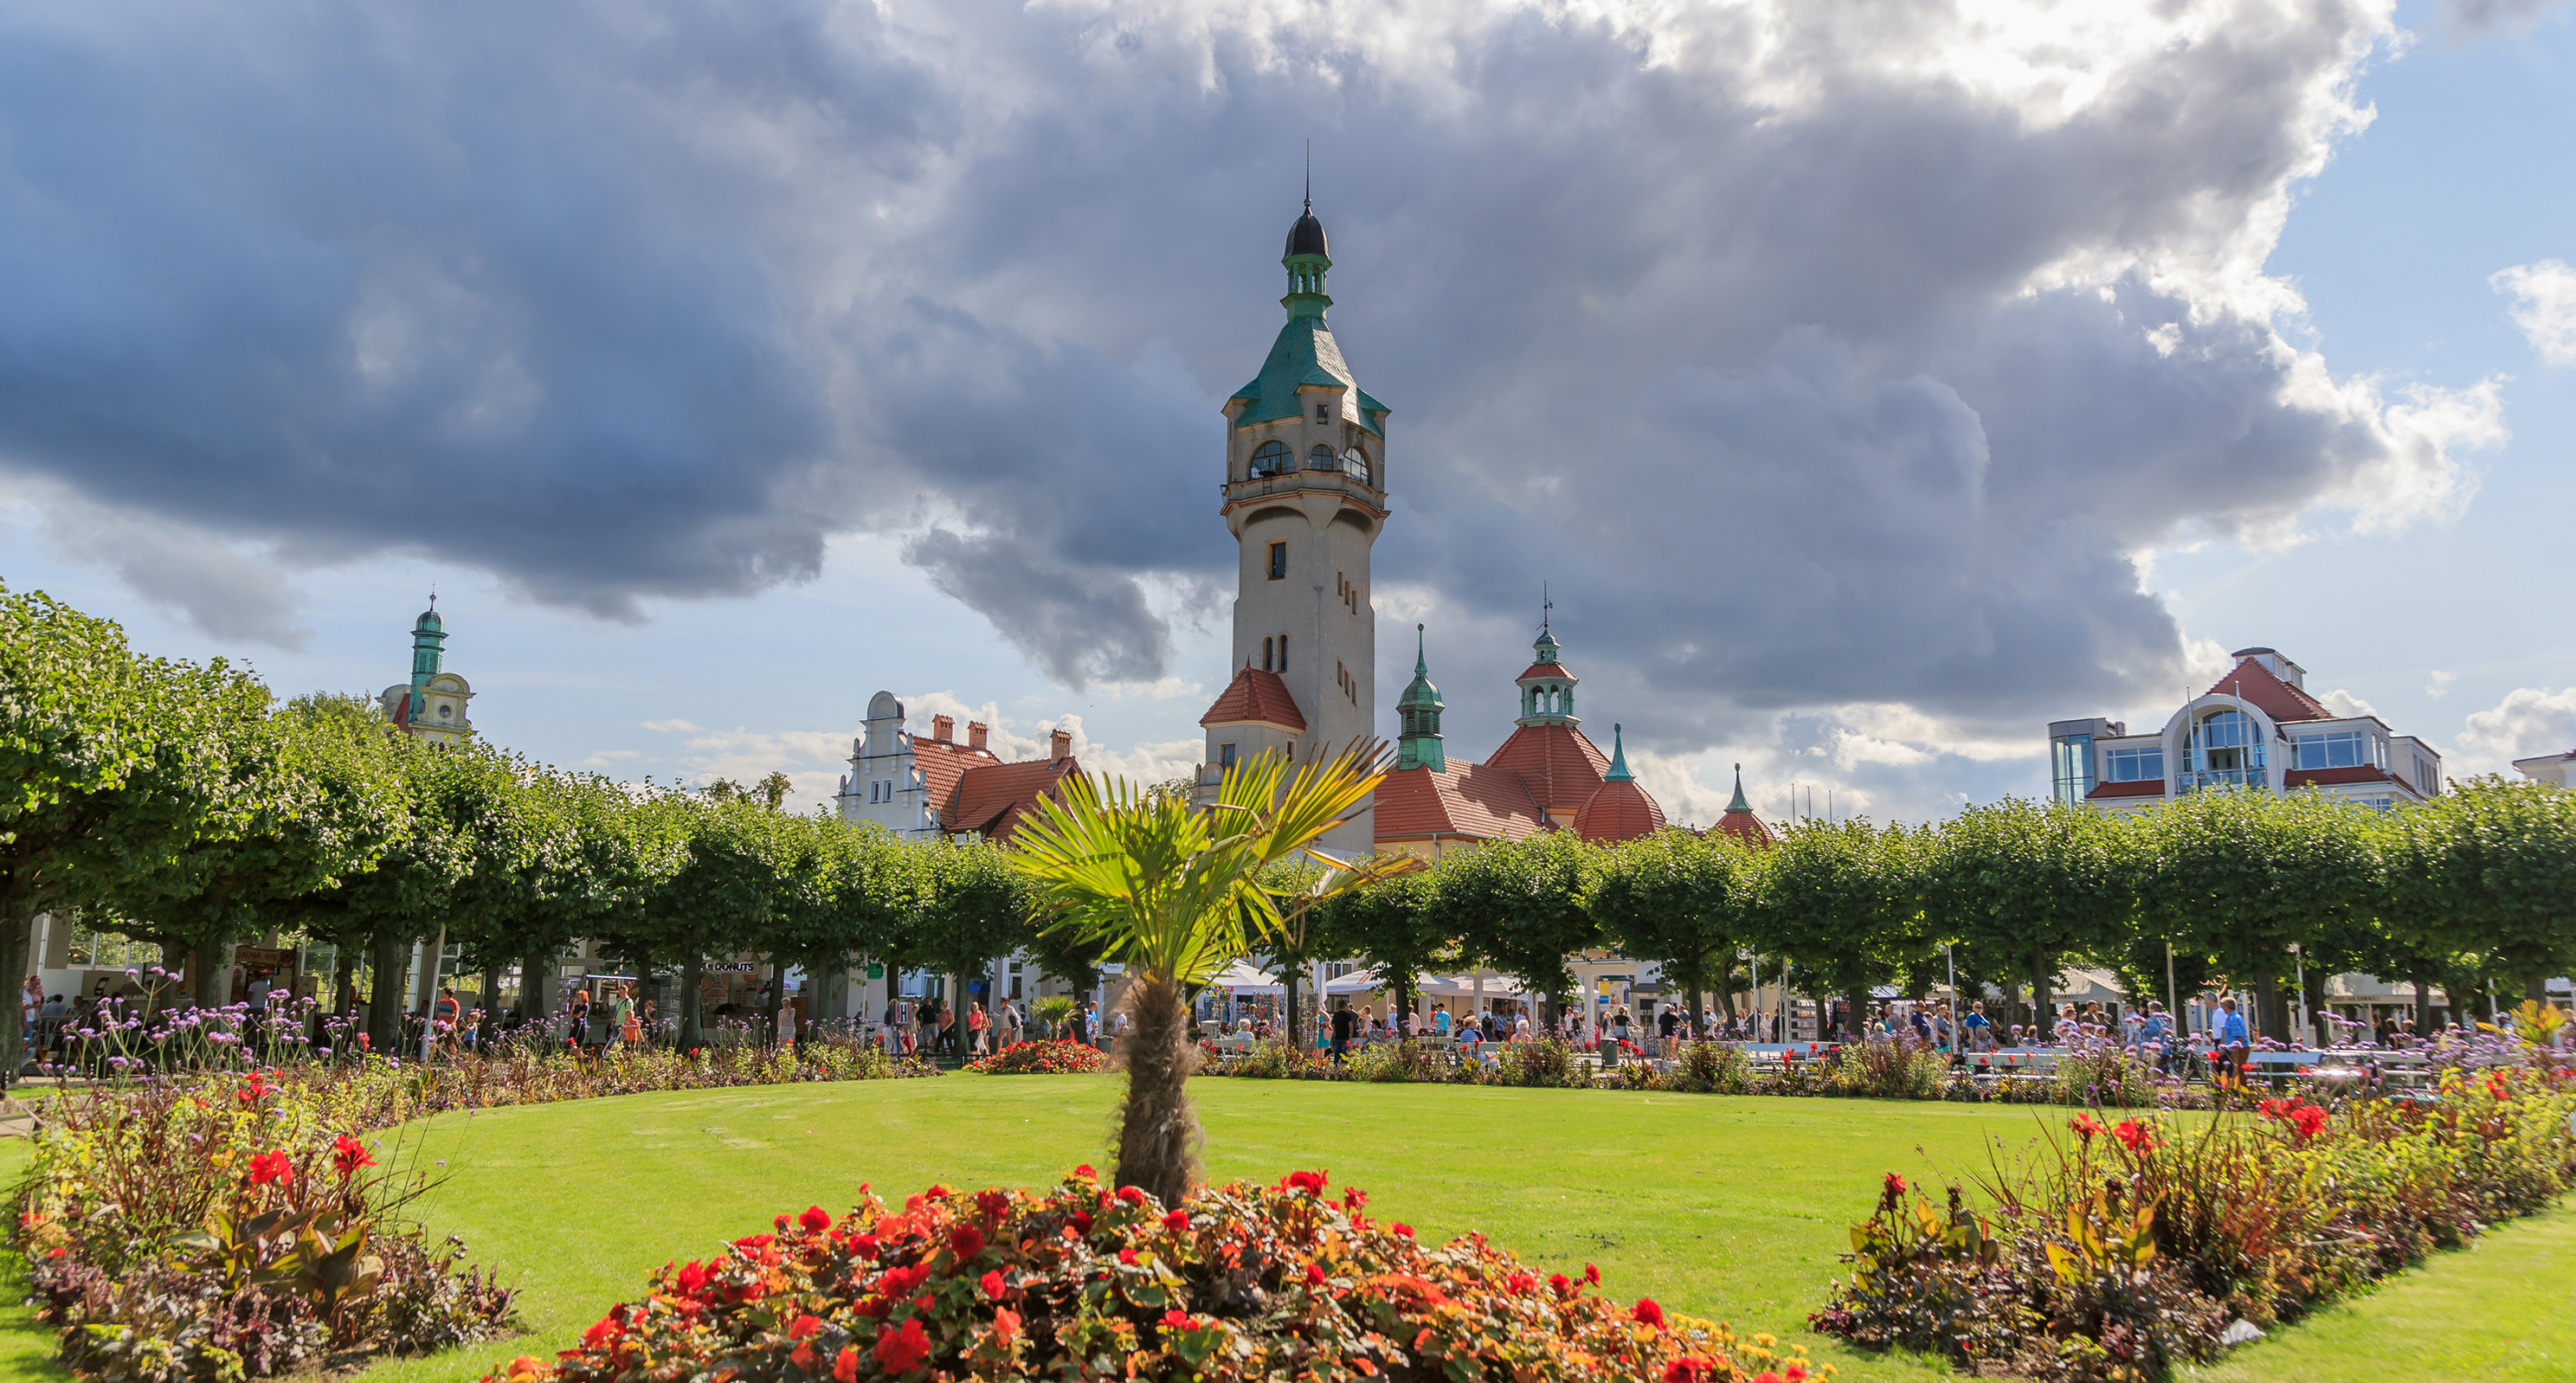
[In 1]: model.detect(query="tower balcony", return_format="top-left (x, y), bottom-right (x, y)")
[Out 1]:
top-left (1220, 467), bottom-right (1385, 521)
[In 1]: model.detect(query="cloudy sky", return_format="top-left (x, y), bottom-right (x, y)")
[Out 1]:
top-left (3, 0), bottom-right (2572, 825)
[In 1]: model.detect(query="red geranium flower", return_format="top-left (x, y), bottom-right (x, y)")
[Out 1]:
top-left (1117, 1185), bottom-right (1146, 1207)
top-left (1632, 1297), bottom-right (1665, 1328)
top-left (1583, 1263), bottom-right (1600, 1286)
top-left (1162, 1210), bottom-right (1190, 1231)
top-left (789, 1314), bottom-right (824, 1341)
top-left (1282, 1169), bottom-right (1328, 1196)
top-left (248, 1149), bottom-right (293, 1187)
top-left (1073, 1164), bottom-right (1095, 1179)
top-left (981, 1269), bottom-right (1006, 1300)
top-left (950, 1224), bottom-right (986, 1258)
top-left (1392, 1223), bottom-right (1414, 1238)
top-left (1505, 1270), bottom-right (1537, 1293)
top-left (874, 1318), bottom-right (930, 1374)
top-left (1664, 1356), bottom-right (1715, 1383)
top-left (1549, 1272), bottom-right (1572, 1298)
top-left (801, 1206), bottom-right (832, 1233)
top-left (2290, 1105), bottom-right (2330, 1140)
top-left (1305, 1263), bottom-right (1328, 1286)
top-left (832, 1346), bottom-right (860, 1383)
top-left (675, 1260), bottom-right (708, 1296)
top-left (582, 1314), bottom-right (623, 1349)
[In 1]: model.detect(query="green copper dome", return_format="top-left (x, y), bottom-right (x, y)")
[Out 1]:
top-left (1394, 624), bottom-right (1446, 773)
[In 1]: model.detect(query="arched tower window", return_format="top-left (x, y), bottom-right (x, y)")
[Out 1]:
top-left (1342, 447), bottom-right (1370, 484)
top-left (1307, 444), bottom-right (1336, 471)
top-left (1250, 440), bottom-right (1290, 477)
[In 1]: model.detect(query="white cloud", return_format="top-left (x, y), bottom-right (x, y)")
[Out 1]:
top-left (2492, 261), bottom-right (2576, 367)
top-left (2316, 688), bottom-right (2379, 718)
top-left (2425, 670), bottom-right (2455, 699)
top-left (2454, 686), bottom-right (2576, 774)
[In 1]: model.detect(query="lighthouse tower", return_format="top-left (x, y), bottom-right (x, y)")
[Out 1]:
top-left (1197, 195), bottom-right (1391, 854)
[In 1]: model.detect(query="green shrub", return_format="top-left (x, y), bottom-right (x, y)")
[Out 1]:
top-left (1662, 1041), bottom-right (1753, 1095)
top-left (1487, 1038), bottom-right (1592, 1089)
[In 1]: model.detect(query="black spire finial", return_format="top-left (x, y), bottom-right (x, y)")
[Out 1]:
top-left (1540, 583), bottom-right (1553, 636)
top-left (1304, 138), bottom-right (1311, 211)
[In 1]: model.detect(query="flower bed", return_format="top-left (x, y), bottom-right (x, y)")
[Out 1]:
top-left (492, 1168), bottom-right (1833, 1383)
top-left (8, 1040), bottom-right (939, 1380)
top-left (965, 1040), bottom-right (1110, 1075)
top-left (1812, 1059), bottom-right (2576, 1381)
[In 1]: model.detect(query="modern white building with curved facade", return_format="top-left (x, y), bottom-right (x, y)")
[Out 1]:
top-left (2050, 648), bottom-right (2442, 813)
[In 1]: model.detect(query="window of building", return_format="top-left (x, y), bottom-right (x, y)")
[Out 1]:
top-left (1277, 634), bottom-right (1288, 672)
top-left (1261, 636), bottom-right (1274, 671)
top-left (1315, 403), bottom-right (1331, 422)
top-left (1267, 541), bottom-right (1287, 580)
top-left (2103, 747), bottom-right (2162, 783)
top-left (2184, 709), bottom-right (2264, 792)
top-left (1219, 742), bottom-right (1236, 770)
top-left (1250, 440), bottom-right (1289, 477)
top-left (2294, 730), bottom-right (2367, 770)
top-left (1308, 444), bottom-right (1336, 471)
top-left (2051, 733), bottom-right (2094, 804)
top-left (1342, 447), bottom-right (1371, 484)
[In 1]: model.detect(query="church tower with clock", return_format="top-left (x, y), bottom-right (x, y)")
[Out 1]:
top-left (1196, 196), bottom-right (1389, 853)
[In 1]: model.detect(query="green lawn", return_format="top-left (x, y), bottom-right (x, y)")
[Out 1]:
top-left (0, 1077), bottom-right (2568, 1382)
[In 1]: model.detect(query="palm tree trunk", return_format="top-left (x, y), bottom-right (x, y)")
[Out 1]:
top-left (1114, 973), bottom-right (1201, 1209)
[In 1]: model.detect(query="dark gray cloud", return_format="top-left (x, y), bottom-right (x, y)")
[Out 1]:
top-left (0, 0), bottom-right (2481, 739)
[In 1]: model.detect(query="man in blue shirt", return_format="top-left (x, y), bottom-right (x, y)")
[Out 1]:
top-left (2214, 996), bottom-right (2250, 1082)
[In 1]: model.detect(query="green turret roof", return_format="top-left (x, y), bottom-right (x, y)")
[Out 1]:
top-left (1604, 724), bottom-right (1634, 783)
top-left (1231, 316), bottom-right (1388, 437)
top-left (1726, 763), bottom-right (1753, 813)
top-left (1398, 624), bottom-right (1442, 711)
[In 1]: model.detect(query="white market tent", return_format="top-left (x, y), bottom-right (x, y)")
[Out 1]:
top-left (1208, 960), bottom-right (1286, 992)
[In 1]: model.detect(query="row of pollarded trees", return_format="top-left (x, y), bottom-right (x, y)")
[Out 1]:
top-left (1291, 783), bottom-right (2576, 1045)
top-left (0, 586), bottom-right (1106, 1074)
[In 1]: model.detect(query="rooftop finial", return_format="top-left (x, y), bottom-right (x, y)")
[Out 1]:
top-left (1540, 582), bottom-right (1553, 636)
top-left (1415, 622), bottom-right (1428, 675)
top-left (1304, 138), bottom-right (1311, 212)
top-left (1727, 762), bottom-right (1753, 813)
top-left (1604, 723), bottom-right (1633, 782)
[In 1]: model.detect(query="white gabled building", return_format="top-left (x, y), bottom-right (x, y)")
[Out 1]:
top-left (2513, 748), bottom-right (2575, 789)
top-left (834, 692), bottom-right (1079, 844)
top-left (2050, 648), bottom-right (2442, 814)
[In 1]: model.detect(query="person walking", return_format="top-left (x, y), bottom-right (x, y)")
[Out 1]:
top-left (567, 986), bottom-right (592, 1052)
top-left (1330, 999), bottom-right (1357, 1063)
top-left (2213, 997), bottom-right (2250, 1084)
top-left (609, 982), bottom-right (637, 1052)
top-left (969, 1001), bottom-right (990, 1056)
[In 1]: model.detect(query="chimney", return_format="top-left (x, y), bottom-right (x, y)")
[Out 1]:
top-left (930, 713), bottom-right (955, 743)
top-left (1049, 728), bottom-right (1073, 762)
top-left (967, 720), bottom-right (989, 752)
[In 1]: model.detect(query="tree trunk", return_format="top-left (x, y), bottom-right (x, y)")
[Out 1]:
top-left (679, 956), bottom-right (705, 1050)
top-left (190, 936), bottom-right (229, 1009)
top-left (332, 947), bottom-right (359, 1019)
top-left (367, 932), bottom-right (409, 1053)
top-left (0, 902), bottom-right (29, 1082)
top-left (1113, 973), bottom-right (1201, 1210)
top-left (1683, 975), bottom-right (1706, 1043)
top-left (1394, 973), bottom-right (1416, 1035)
top-left (521, 948), bottom-right (551, 1023)
top-left (1845, 984), bottom-right (1870, 1042)
top-left (479, 962), bottom-right (500, 1027)
top-left (2030, 946), bottom-right (2055, 1042)
top-left (2527, 973), bottom-right (2550, 1008)
top-left (2412, 978), bottom-right (2429, 1034)
top-left (2253, 964), bottom-right (2281, 1045)
top-left (1280, 967), bottom-right (1303, 1050)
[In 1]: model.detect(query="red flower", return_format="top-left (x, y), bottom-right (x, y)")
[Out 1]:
top-left (1162, 1210), bottom-right (1191, 1231)
top-left (2257, 1097), bottom-right (2299, 1122)
top-left (582, 1314), bottom-right (623, 1349)
top-left (1073, 1164), bottom-right (1096, 1179)
top-left (925, 1184), bottom-right (950, 1199)
top-left (1305, 1263), bottom-right (1328, 1286)
top-left (1549, 1272), bottom-right (1572, 1298)
top-left (1505, 1271), bottom-right (1537, 1293)
top-left (1632, 1297), bottom-right (1665, 1328)
top-left (1664, 1357), bottom-right (1716, 1383)
top-left (1161, 1309), bottom-right (1194, 1330)
top-left (675, 1260), bottom-right (708, 1296)
top-left (1282, 1169), bottom-right (1328, 1196)
top-left (1342, 1187), bottom-right (1369, 1212)
top-left (2067, 1113), bottom-right (2106, 1142)
top-left (949, 1224), bottom-right (986, 1258)
top-left (789, 1314), bottom-right (825, 1341)
top-left (1117, 1248), bottom-right (1140, 1266)
top-left (1785, 1367), bottom-right (1809, 1381)
top-left (2113, 1118), bottom-right (2158, 1154)
top-left (1392, 1223), bottom-right (1415, 1238)
top-left (873, 1318), bottom-right (930, 1374)
top-left (1069, 1212), bottom-right (1094, 1234)
top-left (1882, 1173), bottom-right (1907, 1200)
top-left (977, 1189), bottom-right (1012, 1225)
top-left (981, 1269), bottom-right (1006, 1300)
top-left (2485, 1072), bottom-right (2510, 1101)
top-left (332, 1134), bottom-right (374, 1178)
top-left (1583, 1263), bottom-right (1600, 1286)
top-left (832, 1346), bottom-right (860, 1383)
top-left (801, 1206), bottom-right (833, 1234)
top-left (1754, 1374), bottom-right (1783, 1383)
top-left (2290, 1105), bottom-right (2330, 1140)
top-left (248, 1149), bottom-right (293, 1187)
top-left (1117, 1185), bottom-right (1146, 1207)
top-left (994, 1307), bottom-right (1021, 1341)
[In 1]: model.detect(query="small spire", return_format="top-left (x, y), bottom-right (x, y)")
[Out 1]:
top-left (1415, 622), bottom-right (1428, 677)
top-left (1540, 582), bottom-right (1553, 636)
top-left (1604, 724), bottom-right (1633, 782)
top-left (1727, 762), bottom-right (1753, 813)
top-left (1304, 138), bottom-right (1311, 211)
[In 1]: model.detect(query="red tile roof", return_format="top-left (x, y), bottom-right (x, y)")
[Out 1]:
top-left (1514, 662), bottom-right (1576, 683)
top-left (1571, 778), bottom-right (1665, 843)
top-left (2205, 657), bottom-right (2334, 724)
top-left (1373, 762), bottom-right (1549, 843)
top-left (2087, 780), bottom-right (2165, 798)
top-left (1199, 667), bottom-right (1307, 731)
top-left (911, 737), bottom-right (1003, 816)
top-left (1708, 806), bottom-right (1775, 849)
top-left (949, 757), bottom-right (1081, 843)
top-left (1482, 722), bottom-right (1611, 814)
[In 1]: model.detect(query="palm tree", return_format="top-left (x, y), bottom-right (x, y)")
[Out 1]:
top-left (1006, 743), bottom-right (1413, 1206)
